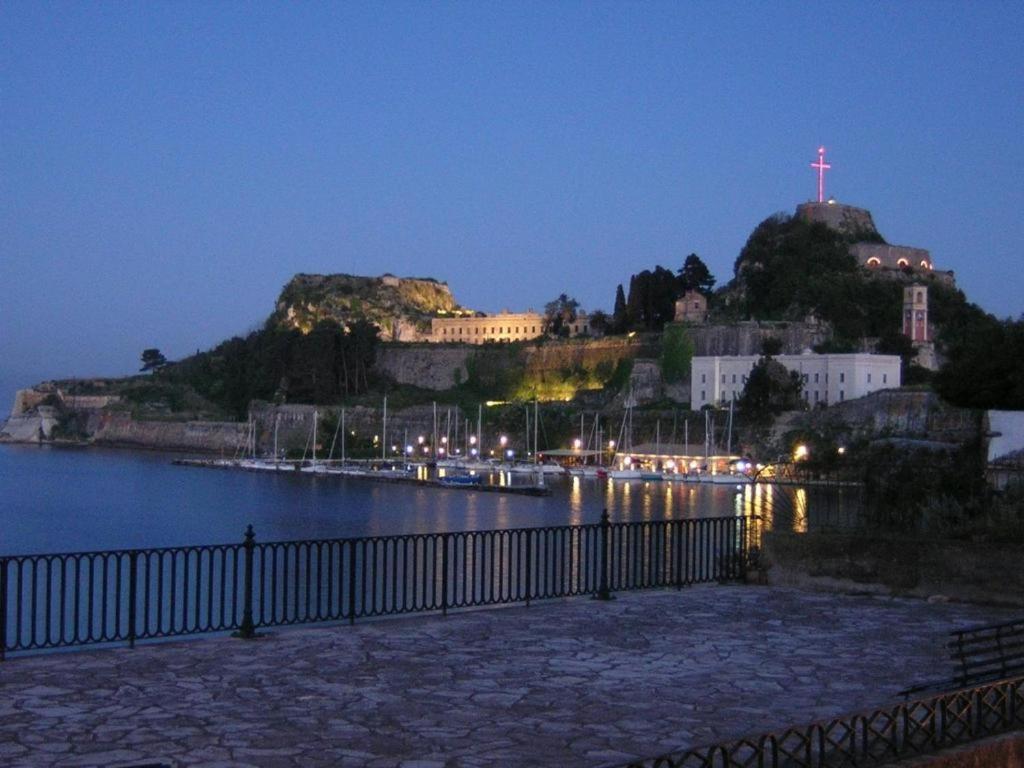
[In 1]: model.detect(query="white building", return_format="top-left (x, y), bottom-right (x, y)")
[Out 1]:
top-left (690, 353), bottom-right (901, 410)
top-left (429, 311), bottom-right (588, 344)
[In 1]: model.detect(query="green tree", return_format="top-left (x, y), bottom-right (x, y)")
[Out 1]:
top-left (737, 356), bottom-right (804, 419)
top-left (587, 310), bottom-right (610, 336)
top-left (140, 348), bottom-right (168, 372)
top-left (611, 284), bottom-right (627, 334)
top-left (934, 315), bottom-right (1024, 408)
top-left (625, 266), bottom-right (678, 331)
top-left (760, 336), bottom-right (783, 356)
top-left (543, 293), bottom-right (580, 337)
top-left (678, 253), bottom-right (716, 295)
top-left (660, 325), bottom-right (694, 384)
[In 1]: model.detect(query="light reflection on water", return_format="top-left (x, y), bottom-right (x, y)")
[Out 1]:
top-left (0, 445), bottom-right (844, 555)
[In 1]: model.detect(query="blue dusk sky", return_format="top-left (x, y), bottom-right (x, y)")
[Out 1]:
top-left (2, 2), bottom-right (1022, 408)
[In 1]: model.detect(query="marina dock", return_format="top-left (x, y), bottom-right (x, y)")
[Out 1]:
top-left (171, 458), bottom-right (554, 496)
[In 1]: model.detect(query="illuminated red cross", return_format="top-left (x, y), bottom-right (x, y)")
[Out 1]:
top-left (810, 146), bottom-right (831, 203)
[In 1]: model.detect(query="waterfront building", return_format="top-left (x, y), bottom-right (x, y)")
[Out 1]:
top-left (429, 310), bottom-right (589, 344)
top-left (690, 353), bottom-right (901, 410)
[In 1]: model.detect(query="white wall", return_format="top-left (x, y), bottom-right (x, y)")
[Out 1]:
top-left (690, 354), bottom-right (901, 409)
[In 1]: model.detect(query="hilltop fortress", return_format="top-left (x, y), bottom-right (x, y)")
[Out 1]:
top-left (795, 201), bottom-right (955, 287)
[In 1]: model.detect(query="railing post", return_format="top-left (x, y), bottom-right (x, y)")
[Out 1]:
top-left (235, 524), bottom-right (257, 639)
top-left (0, 558), bottom-right (7, 662)
top-left (441, 534), bottom-right (449, 617)
top-left (128, 551), bottom-right (138, 649)
top-left (347, 539), bottom-right (357, 625)
top-left (595, 509), bottom-right (613, 601)
top-left (524, 530), bottom-right (532, 607)
top-left (738, 516), bottom-right (748, 581)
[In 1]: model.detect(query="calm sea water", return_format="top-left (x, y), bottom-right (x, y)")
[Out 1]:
top-left (0, 444), bottom-right (749, 555)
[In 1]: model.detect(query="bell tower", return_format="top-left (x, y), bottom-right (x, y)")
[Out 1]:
top-left (903, 285), bottom-right (928, 343)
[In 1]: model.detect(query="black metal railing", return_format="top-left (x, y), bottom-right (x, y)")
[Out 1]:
top-left (624, 674), bottom-right (1024, 768)
top-left (0, 512), bottom-right (747, 658)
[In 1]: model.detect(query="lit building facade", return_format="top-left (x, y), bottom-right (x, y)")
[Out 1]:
top-left (690, 353), bottom-right (901, 410)
top-left (429, 311), bottom-right (589, 344)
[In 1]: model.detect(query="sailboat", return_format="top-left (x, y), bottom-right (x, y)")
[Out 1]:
top-left (710, 398), bottom-right (751, 485)
top-left (609, 391), bottom-right (642, 481)
top-left (299, 410), bottom-right (324, 473)
top-left (640, 419), bottom-right (664, 481)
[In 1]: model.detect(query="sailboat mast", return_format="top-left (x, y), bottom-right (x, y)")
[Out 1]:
top-left (726, 398), bottom-right (731, 456)
top-left (273, 413), bottom-right (279, 462)
top-left (432, 402), bottom-right (438, 461)
top-left (341, 407), bottom-right (346, 464)
top-left (382, 396), bottom-right (387, 460)
top-left (533, 399), bottom-right (539, 465)
top-left (312, 409), bottom-right (318, 466)
top-left (477, 404), bottom-right (482, 460)
top-left (524, 405), bottom-right (529, 461)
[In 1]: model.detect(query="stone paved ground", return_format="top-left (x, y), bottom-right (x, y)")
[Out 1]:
top-left (0, 586), bottom-right (1018, 768)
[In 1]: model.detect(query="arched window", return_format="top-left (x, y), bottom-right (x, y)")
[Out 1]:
top-left (866, 257), bottom-right (881, 267)
top-left (897, 258), bottom-right (910, 268)
top-left (920, 260), bottom-right (930, 269)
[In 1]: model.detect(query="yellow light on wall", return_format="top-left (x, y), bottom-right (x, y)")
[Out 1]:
top-left (794, 444), bottom-right (809, 461)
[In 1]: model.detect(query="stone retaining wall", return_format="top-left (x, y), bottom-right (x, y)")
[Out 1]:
top-left (761, 531), bottom-right (1024, 607)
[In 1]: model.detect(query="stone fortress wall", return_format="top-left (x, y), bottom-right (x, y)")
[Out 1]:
top-left (796, 201), bottom-right (955, 287)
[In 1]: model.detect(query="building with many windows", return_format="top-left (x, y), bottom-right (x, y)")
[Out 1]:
top-left (428, 311), bottom-right (589, 344)
top-left (690, 353), bottom-right (901, 410)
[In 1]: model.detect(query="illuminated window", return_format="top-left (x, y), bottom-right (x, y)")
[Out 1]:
top-left (867, 257), bottom-right (881, 267)
top-left (897, 258), bottom-right (909, 267)
top-left (920, 260), bottom-right (929, 269)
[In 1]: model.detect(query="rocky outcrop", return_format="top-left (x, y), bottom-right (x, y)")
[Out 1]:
top-left (272, 273), bottom-right (471, 341)
top-left (0, 408), bottom-right (58, 443)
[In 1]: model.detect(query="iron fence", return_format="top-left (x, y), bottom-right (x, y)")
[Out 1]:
top-left (0, 512), bottom-right (746, 657)
top-left (624, 674), bottom-right (1024, 768)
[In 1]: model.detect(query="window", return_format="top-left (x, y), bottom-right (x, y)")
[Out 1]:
top-left (804, 391), bottom-right (809, 401)
top-left (814, 391), bottom-right (819, 403)
top-left (814, 373), bottom-right (819, 383)
top-left (732, 374), bottom-right (736, 384)
top-left (700, 390), bottom-right (705, 401)
top-left (802, 374), bottom-right (808, 383)
top-left (701, 373), bottom-right (706, 384)
top-left (839, 390), bottom-right (845, 401)
top-left (839, 372), bottom-right (845, 383)
top-left (883, 373), bottom-right (887, 384)
top-left (721, 374), bottom-right (726, 384)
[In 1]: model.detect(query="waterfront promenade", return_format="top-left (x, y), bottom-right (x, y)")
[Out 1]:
top-left (0, 586), bottom-right (1017, 767)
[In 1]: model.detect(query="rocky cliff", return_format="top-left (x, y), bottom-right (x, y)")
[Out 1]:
top-left (271, 273), bottom-right (472, 341)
